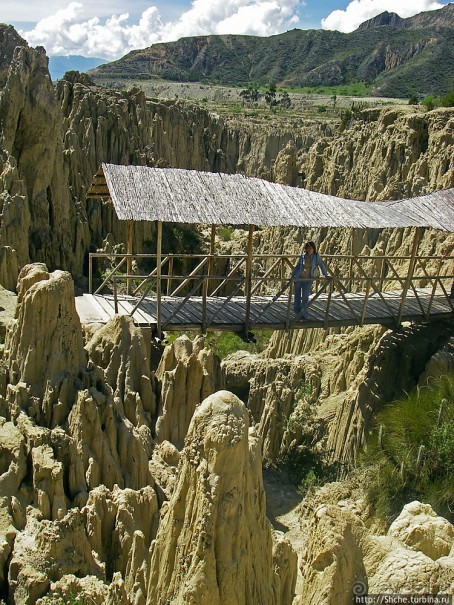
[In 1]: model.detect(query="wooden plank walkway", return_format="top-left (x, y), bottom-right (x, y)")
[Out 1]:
top-left (76, 287), bottom-right (453, 332)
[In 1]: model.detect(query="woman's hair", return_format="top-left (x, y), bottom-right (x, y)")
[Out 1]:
top-left (304, 241), bottom-right (317, 253)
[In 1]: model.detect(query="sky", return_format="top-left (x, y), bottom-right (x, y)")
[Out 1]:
top-left (3, 0), bottom-right (450, 60)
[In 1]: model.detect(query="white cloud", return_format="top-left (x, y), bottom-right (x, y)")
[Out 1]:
top-left (322, 0), bottom-right (445, 33)
top-left (3, 0), bottom-right (154, 23)
top-left (21, 0), bottom-right (303, 59)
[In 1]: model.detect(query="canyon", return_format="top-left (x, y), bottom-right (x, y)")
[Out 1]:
top-left (0, 28), bottom-right (453, 604)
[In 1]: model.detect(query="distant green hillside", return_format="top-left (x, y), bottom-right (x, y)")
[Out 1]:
top-left (90, 4), bottom-right (454, 98)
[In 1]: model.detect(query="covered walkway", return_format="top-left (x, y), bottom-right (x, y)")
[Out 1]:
top-left (83, 164), bottom-right (454, 336)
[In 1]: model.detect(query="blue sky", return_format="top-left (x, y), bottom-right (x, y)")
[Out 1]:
top-left (3, 0), bottom-right (450, 59)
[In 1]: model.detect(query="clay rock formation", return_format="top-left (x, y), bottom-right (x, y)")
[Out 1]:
top-left (155, 335), bottom-right (222, 448)
top-left (67, 318), bottom-right (157, 500)
top-left (57, 73), bottom-right (156, 255)
top-left (66, 385), bottom-right (153, 501)
top-left (0, 25), bottom-right (27, 88)
top-left (0, 265), bottom-right (164, 602)
top-left (85, 314), bottom-right (157, 426)
top-left (419, 336), bottom-right (454, 384)
top-left (0, 44), bottom-right (87, 278)
top-left (0, 420), bottom-right (26, 588)
top-left (0, 246), bottom-right (18, 292)
top-left (4, 264), bottom-right (86, 427)
top-left (223, 321), bottom-right (452, 465)
top-left (300, 504), bottom-right (367, 605)
top-left (147, 390), bottom-right (297, 605)
top-left (273, 140), bottom-right (298, 186)
top-left (388, 501), bottom-right (454, 560)
top-left (222, 351), bottom-right (312, 460)
top-left (301, 106), bottom-right (454, 199)
top-left (365, 535), bottom-right (454, 594)
top-left (8, 484), bottom-right (159, 605)
top-left (299, 500), bottom-right (454, 605)
top-left (148, 440), bottom-right (180, 503)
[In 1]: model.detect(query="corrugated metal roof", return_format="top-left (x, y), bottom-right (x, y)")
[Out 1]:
top-left (90, 163), bottom-right (454, 231)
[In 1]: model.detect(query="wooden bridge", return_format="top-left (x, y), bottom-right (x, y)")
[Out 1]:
top-left (76, 251), bottom-right (454, 336)
top-left (80, 164), bottom-right (454, 338)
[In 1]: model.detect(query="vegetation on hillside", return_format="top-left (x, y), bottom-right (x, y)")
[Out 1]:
top-left (361, 374), bottom-right (454, 523)
top-left (90, 5), bottom-right (454, 99)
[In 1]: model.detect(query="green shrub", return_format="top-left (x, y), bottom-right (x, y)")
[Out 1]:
top-left (339, 108), bottom-right (353, 132)
top-left (361, 374), bottom-right (454, 523)
top-left (165, 329), bottom-right (272, 359)
top-left (210, 330), bottom-right (272, 358)
top-left (422, 95), bottom-right (435, 111)
top-left (279, 445), bottom-right (343, 495)
top-left (317, 105), bottom-right (327, 113)
top-left (217, 227), bottom-right (233, 242)
top-left (296, 379), bottom-right (312, 400)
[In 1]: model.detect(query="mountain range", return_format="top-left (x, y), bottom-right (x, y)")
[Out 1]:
top-left (90, 4), bottom-right (454, 97)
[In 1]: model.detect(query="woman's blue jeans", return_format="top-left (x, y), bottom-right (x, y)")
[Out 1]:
top-left (294, 279), bottom-right (312, 315)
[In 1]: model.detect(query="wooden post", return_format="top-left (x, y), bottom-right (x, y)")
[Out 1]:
top-left (379, 254), bottom-right (386, 292)
top-left (113, 277), bottom-right (118, 314)
top-left (244, 224), bottom-right (254, 336)
top-left (397, 227), bottom-right (422, 326)
top-left (202, 225), bottom-right (216, 332)
top-left (207, 225), bottom-right (216, 296)
top-left (285, 280), bottom-right (293, 331)
top-left (348, 228), bottom-right (355, 292)
top-left (156, 221), bottom-right (163, 339)
top-left (166, 257), bottom-right (173, 295)
top-left (127, 220), bottom-right (133, 296)
top-left (361, 280), bottom-right (371, 325)
top-left (324, 277), bottom-right (334, 328)
top-left (89, 254), bottom-right (93, 294)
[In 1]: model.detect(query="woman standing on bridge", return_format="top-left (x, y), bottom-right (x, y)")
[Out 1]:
top-left (292, 241), bottom-right (329, 318)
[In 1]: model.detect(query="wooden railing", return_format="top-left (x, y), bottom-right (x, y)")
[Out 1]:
top-left (88, 252), bottom-right (454, 335)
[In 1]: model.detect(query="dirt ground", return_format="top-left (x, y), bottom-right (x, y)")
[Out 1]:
top-left (263, 466), bottom-right (307, 598)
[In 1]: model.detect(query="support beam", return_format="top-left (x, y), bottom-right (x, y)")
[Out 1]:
top-left (244, 224), bottom-right (254, 335)
top-left (202, 224), bottom-right (216, 331)
top-left (348, 228), bottom-right (355, 291)
top-left (127, 220), bottom-right (133, 295)
top-left (206, 224), bottom-right (216, 296)
top-left (397, 227), bottom-right (423, 326)
top-left (156, 221), bottom-right (163, 339)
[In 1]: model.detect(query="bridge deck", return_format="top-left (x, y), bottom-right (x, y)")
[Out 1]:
top-left (76, 287), bottom-right (453, 331)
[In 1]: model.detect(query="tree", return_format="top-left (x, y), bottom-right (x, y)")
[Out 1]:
top-left (249, 84), bottom-right (259, 105)
top-left (239, 88), bottom-right (251, 106)
top-left (265, 82), bottom-right (278, 112)
top-left (408, 94), bottom-right (419, 105)
top-left (422, 95), bottom-right (435, 111)
top-left (239, 83), bottom-right (260, 107)
top-left (278, 91), bottom-right (292, 110)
